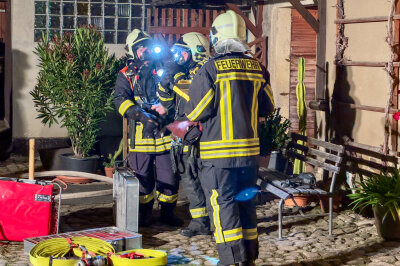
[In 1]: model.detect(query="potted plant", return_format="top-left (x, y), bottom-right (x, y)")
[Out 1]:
top-left (31, 26), bottom-right (120, 173)
top-left (103, 140), bottom-right (123, 178)
top-left (258, 108), bottom-right (291, 171)
top-left (348, 169), bottom-right (400, 240)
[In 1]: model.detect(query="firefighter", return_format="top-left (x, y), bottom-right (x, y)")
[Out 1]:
top-left (114, 29), bottom-right (183, 227)
top-left (184, 11), bottom-right (275, 266)
top-left (154, 32), bottom-right (211, 237)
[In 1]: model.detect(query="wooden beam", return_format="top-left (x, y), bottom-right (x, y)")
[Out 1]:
top-left (335, 15), bottom-right (400, 24)
top-left (225, 3), bottom-right (262, 37)
top-left (148, 26), bottom-right (209, 35)
top-left (333, 100), bottom-right (400, 114)
top-left (338, 60), bottom-right (400, 67)
top-left (289, 0), bottom-right (319, 33)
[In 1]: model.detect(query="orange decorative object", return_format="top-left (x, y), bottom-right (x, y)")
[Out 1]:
top-left (284, 194), bottom-right (314, 207)
top-left (104, 167), bottom-right (115, 178)
top-left (55, 175), bottom-right (93, 184)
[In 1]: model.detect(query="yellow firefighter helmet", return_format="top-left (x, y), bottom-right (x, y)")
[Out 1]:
top-left (210, 10), bottom-right (246, 46)
top-left (172, 32), bottom-right (210, 63)
top-left (125, 29), bottom-right (151, 58)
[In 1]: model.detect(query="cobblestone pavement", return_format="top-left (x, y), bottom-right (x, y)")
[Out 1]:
top-left (0, 155), bottom-right (399, 265)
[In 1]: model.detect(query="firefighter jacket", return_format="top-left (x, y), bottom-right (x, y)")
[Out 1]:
top-left (184, 53), bottom-right (275, 168)
top-left (158, 59), bottom-right (207, 120)
top-left (114, 61), bottom-right (172, 154)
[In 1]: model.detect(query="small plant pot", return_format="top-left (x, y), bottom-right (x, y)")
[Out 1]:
top-left (104, 167), bottom-right (115, 178)
top-left (268, 151), bottom-right (287, 172)
top-left (284, 194), bottom-right (314, 207)
top-left (319, 195), bottom-right (343, 213)
top-left (259, 155), bottom-right (271, 169)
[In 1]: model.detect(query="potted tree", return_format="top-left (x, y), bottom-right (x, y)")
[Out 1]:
top-left (258, 108), bottom-right (291, 171)
top-left (31, 26), bottom-right (120, 173)
top-left (103, 140), bottom-right (123, 178)
top-left (348, 169), bottom-right (400, 240)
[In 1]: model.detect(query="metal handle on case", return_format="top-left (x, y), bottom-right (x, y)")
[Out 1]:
top-left (52, 182), bottom-right (62, 234)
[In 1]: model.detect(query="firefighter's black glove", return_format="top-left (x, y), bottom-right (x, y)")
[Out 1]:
top-left (183, 125), bottom-right (202, 145)
top-left (126, 106), bottom-right (159, 137)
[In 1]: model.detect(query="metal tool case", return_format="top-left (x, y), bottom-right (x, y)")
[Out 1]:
top-left (113, 166), bottom-right (139, 232)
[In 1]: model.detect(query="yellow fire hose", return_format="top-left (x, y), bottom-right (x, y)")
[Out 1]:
top-left (109, 249), bottom-right (167, 266)
top-left (29, 237), bottom-right (115, 266)
top-left (30, 237), bottom-right (167, 266)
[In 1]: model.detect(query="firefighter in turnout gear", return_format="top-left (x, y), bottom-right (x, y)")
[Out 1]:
top-left (155, 32), bottom-right (211, 237)
top-left (114, 29), bottom-right (183, 227)
top-left (184, 11), bottom-right (275, 266)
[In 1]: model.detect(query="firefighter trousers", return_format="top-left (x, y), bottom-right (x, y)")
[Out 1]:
top-left (128, 152), bottom-right (179, 207)
top-left (200, 162), bottom-right (259, 265)
top-left (180, 153), bottom-right (209, 230)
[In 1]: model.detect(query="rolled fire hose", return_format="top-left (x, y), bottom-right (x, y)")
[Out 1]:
top-left (29, 237), bottom-right (114, 266)
top-left (109, 249), bottom-right (167, 266)
top-left (30, 237), bottom-right (167, 266)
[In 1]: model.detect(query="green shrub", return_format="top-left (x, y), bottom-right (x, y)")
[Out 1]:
top-left (348, 169), bottom-right (400, 221)
top-left (31, 26), bottom-right (123, 158)
top-left (258, 108), bottom-right (291, 156)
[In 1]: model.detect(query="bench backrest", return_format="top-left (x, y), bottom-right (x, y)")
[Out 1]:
top-left (286, 133), bottom-right (345, 174)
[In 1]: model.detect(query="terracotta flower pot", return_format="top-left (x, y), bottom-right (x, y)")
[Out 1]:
top-left (104, 167), bottom-right (115, 178)
top-left (319, 195), bottom-right (343, 213)
top-left (259, 155), bottom-right (271, 169)
top-left (284, 194), bottom-right (314, 207)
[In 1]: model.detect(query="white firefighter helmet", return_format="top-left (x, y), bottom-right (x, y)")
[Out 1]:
top-left (210, 10), bottom-right (246, 47)
top-left (125, 29), bottom-right (151, 58)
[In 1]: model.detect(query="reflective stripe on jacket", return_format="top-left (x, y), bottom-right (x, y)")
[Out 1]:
top-left (184, 53), bottom-right (275, 167)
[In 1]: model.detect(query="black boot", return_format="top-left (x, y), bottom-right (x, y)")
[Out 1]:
top-left (159, 203), bottom-right (184, 227)
top-left (139, 201), bottom-right (154, 227)
top-left (180, 217), bottom-right (211, 237)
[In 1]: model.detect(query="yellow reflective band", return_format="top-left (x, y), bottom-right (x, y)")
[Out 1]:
top-left (251, 81), bottom-right (262, 137)
top-left (200, 138), bottom-right (259, 146)
top-left (119, 100), bottom-right (135, 116)
top-left (200, 139), bottom-right (259, 150)
top-left (134, 96), bottom-right (141, 101)
top-left (158, 83), bottom-right (167, 93)
top-left (220, 227), bottom-right (243, 242)
top-left (219, 81), bottom-right (227, 140)
top-left (264, 84), bottom-right (275, 107)
top-left (190, 207), bottom-right (208, 219)
top-left (211, 189), bottom-right (224, 244)
top-left (200, 147), bottom-right (260, 159)
top-left (130, 145), bottom-right (170, 153)
top-left (177, 79), bottom-right (192, 85)
top-left (134, 135), bottom-right (172, 145)
top-left (226, 81), bottom-right (234, 140)
top-left (156, 191), bottom-right (178, 203)
top-left (173, 85), bottom-right (190, 102)
top-left (216, 73), bottom-right (265, 83)
top-left (186, 88), bottom-right (215, 121)
top-left (140, 193), bottom-right (154, 204)
top-left (243, 228), bottom-right (258, 240)
top-left (159, 94), bottom-right (174, 102)
top-left (214, 58), bottom-right (262, 71)
top-left (174, 72), bottom-right (185, 81)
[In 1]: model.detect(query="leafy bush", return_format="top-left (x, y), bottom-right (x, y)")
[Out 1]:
top-left (258, 108), bottom-right (291, 155)
top-left (348, 169), bottom-right (400, 221)
top-left (103, 140), bottom-right (123, 168)
top-left (31, 26), bottom-right (123, 158)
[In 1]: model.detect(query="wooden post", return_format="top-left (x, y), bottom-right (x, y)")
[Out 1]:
top-left (28, 139), bottom-right (35, 180)
top-left (123, 118), bottom-right (128, 163)
top-left (391, 0), bottom-right (400, 152)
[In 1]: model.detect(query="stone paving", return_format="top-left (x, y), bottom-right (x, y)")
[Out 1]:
top-left (0, 154), bottom-right (399, 265)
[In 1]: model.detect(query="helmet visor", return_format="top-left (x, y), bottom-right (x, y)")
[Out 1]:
top-left (170, 45), bottom-right (191, 65)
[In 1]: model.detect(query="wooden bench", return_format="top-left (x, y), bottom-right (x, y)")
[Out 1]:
top-left (258, 132), bottom-right (345, 239)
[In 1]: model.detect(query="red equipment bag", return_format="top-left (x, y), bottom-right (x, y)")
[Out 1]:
top-left (0, 178), bottom-right (60, 241)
